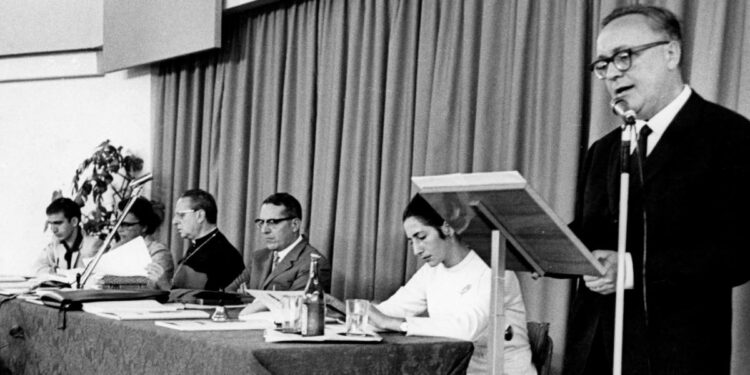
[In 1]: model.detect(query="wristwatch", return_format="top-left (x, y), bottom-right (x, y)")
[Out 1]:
top-left (399, 321), bottom-right (409, 332)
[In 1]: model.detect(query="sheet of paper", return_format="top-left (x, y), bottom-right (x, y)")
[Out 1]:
top-left (35, 271), bottom-right (79, 285)
top-left (0, 276), bottom-right (73, 295)
top-left (82, 300), bottom-right (179, 314)
top-left (0, 286), bottom-right (31, 296)
top-left (93, 236), bottom-right (151, 276)
top-left (0, 279), bottom-right (37, 295)
top-left (238, 310), bottom-right (276, 323)
top-left (263, 324), bottom-right (382, 343)
top-left (154, 319), bottom-right (275, 331)
top-left (246, 290), bottom-right (304, 316)
top-left (17, 294), bottom-right (45, 305)
top-left (93, 310), bottom-right (210, 321)
top-left (0, 275), bottom-right (27, 282)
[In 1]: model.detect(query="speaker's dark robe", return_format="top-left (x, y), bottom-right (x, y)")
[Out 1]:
top-left (564, 92), bottom-right (750, 375)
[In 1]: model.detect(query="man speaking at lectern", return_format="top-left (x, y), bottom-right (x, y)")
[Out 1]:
top-left (564, 5), bottom-right (750, 375)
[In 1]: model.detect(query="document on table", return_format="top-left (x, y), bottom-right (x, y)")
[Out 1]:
top-left (237, 310), bottom-right (277, 324)
top-left (0, 275), bottom-right (27, 282)
top-left (155, 319), bottom-right (275, 331)
top-left (264, 324), bottom-right (382, 343)
top-left (246, 290), bottom-right (304, 316)
top-left (82, 300), bottom-right (210, 320)
top-left (83, 300), bottom-right (178, 313)
top-left (0, 273), bottom-right (77, 295)
top-left (93, 310), bottom-right (210, 321)
top-left (0, 279), bottom-right (36, 295)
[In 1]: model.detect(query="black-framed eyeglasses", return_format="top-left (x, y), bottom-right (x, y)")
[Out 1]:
top-left (173, 209), bottom-right (196, 219)
top-left (254, 217), bottom-right (295, 229)
top-left (590, 40), bottom-right (671, 79)
top-left (120, 221), bottom-right (141, 228)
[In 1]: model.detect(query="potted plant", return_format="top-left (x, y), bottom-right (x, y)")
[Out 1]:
top-left (67, 140), bottom-right (146, 237)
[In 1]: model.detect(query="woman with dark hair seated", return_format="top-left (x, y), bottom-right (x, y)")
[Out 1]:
top-left (368, 195), bottom-right (537, 374)
top-left (113, 197), bottom-right (174, 290)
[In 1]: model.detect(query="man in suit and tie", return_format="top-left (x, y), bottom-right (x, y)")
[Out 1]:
top-left (226, 192), bottom-right (331, 293)
top-left (564, 5), bottom-right (750, 375)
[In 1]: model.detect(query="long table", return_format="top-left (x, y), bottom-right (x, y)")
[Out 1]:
top-left (0, 299), bottom-right (473, 374)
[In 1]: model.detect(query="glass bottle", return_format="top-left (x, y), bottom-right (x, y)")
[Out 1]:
top-left (300, 254), bottom-right (325, 336)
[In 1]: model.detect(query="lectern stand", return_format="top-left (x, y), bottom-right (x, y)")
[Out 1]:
top-left (413, 171), bottom-right (606, 375)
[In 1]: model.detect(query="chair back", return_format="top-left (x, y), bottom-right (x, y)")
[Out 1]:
top-left (526, 321), bottom-right (553, 375)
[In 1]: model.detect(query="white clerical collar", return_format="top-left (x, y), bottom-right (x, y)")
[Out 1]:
top-left (635, 85), bottom-right (691, 156)
top-left (275, 235), bottom-right (303, 263)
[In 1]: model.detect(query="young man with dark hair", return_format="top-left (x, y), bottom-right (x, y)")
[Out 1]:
top-left (34, 197), bottom-right (98, 275)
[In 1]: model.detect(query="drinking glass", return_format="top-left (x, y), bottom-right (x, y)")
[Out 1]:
top-left (345, 299), bottom-right (370, 336)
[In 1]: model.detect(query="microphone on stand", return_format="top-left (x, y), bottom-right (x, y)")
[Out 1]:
top-left (78, 173), bottom-right (152, 289)
top-left (610, 97), bottom-right (637, 375)
top-left (610, 98), bottom-right (637, 125)
top-left (130, 173), bottom-right (153, 187)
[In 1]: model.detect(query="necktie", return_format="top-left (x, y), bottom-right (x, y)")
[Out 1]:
top-left (630, 124), bottom-right (652, 181)
top-left (271, 251), bottom-right (280, 272)
top-left (637, 124), bottom-right (652, 167)
top-left (62, 228), bottom-right (83, 269)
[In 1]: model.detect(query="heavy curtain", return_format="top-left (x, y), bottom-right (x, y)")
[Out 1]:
top-left (152, 0), bottom-right (750, 373)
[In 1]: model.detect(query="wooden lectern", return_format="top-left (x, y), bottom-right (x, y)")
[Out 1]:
top-left (412, 171), bottom-right (606, 375)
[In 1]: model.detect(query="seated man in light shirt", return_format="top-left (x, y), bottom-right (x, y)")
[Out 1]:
top-left (226, 192), bottom-right (331, 293)
top-left (34, 197), bottom-right (99, 275)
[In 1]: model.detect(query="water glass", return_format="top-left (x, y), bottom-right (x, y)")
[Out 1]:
top-left (280, 295), bottom-right (303, 333)
top-left (345, 299), bottom-right (370, 336)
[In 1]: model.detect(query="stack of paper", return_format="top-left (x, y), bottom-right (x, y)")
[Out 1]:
top-left (0, 273), bottom-right (75, 296)
top-left (0, 278), bottom-right (35, 296)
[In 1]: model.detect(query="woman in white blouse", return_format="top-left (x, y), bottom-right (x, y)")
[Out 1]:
top-left (369, 195), bottom-right (537, 375)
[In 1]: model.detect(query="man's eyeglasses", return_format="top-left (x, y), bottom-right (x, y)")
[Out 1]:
top-left (254, 217), bottom-right (295, 229)
top-left (173, 209), bottom-right (196, 219)
top-left (590, 40), bottom-right (671, 80)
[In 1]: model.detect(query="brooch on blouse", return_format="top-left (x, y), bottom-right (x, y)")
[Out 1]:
top-left (459, 284), bottom-right (472, 295)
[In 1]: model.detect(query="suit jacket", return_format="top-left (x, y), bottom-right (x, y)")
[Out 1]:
top-left (564, 92), bottom-right (750, 375)
top-left (225, 236), bottom-right (332, 293)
